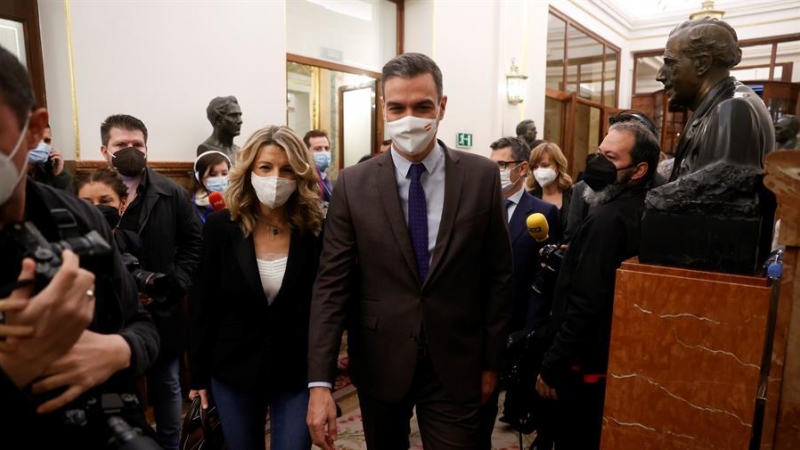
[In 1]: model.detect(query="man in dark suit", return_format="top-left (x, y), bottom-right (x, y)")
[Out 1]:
top-left (307, 53), bottom-right (514, 450)
top-left (481, 136), bottom-right (559, 447)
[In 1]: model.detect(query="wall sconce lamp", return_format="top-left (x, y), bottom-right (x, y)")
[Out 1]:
top-left (506, 59), bottom-right (528, 105)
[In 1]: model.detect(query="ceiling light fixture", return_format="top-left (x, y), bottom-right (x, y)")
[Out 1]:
top-left (689, 0), bottom-right (725, 20)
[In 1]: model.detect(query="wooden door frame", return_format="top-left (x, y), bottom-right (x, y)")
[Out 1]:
top-left (1, 0), bottom-right (47, 108)
top-left (337, 82), bottom-right (377, 170)
top-left (287, 54), bottom-right (383, 157)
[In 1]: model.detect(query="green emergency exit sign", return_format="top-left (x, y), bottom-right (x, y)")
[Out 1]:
top-left (456, 132), bottom-right (473, 148)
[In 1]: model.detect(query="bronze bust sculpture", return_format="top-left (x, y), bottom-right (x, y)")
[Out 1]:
top-left (516, 119), bottom-right (542, 149)
top-left (775, 115), bottom-right (799, 151)
top-left (640, 18), bottom-right (776, 274)
top-left (197, 96), bottom-right (243, 160)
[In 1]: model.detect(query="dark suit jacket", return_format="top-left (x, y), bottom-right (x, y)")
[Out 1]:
top-left (118, 168), bottom-right (203, 360)
top-left (507, 191), bottom-right (560, 331)
top-left (189, 210), bottom-right (321, 393)
top-left (308, 142), bottom-right (514, 403)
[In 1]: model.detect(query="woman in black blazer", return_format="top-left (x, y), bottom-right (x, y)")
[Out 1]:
top-left (189, 125), bottom-right (324, 450)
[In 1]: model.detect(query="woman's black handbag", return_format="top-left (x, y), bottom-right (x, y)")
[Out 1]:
top-left (180, 396), bottom-right (226, 450)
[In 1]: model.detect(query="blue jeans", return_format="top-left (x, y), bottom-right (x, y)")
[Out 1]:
top-left (148, 357), bottom-right (182, 450)
top-left (211, 378), bottom-right (312, 450)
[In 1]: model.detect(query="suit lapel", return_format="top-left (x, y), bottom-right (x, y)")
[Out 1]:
top-left (377, 153), bottom-right (418, 277)
top-left (509, 194), bottom-right (532, 244)
top-left (231, 223), bottom-right (269, 304)
top-left (427, 147), bottom-right (462, 286)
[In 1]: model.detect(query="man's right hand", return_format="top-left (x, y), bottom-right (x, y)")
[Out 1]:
top-left (0, 252), bottom-right (95, 388)
top-left (307, 386), bottom-right (338, 450)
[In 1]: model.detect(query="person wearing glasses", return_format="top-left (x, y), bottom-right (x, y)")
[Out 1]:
top-left (484, 136), bottom-right (560, 449)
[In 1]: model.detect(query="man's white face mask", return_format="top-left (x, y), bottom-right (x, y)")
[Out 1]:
top-left (386, 113), bottom-right (438, 156)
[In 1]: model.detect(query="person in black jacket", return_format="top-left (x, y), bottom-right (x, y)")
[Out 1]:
top-left (0, 44), bottom-right (159, 448)
top-left (189, 125), bottom-right (324, 450)
top-left (99, 113), bottom-right (203, 450)
top-left (535, 120), bottom-right (660, 450)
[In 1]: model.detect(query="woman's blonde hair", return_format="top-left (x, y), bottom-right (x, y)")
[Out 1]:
top-left (526, 142), bottom-right (573, 192)
top-left (225, 125), bottom-right (324, 237)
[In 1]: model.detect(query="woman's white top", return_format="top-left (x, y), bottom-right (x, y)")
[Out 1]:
top-left (256, 254), bottom-right (287, 305)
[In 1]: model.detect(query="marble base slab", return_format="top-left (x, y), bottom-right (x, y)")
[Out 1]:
top-left (601, 259), bottom-right (772, 449)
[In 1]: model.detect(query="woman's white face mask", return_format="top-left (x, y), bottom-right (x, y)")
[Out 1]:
top-left (250, 172), bottom-right (297, 209)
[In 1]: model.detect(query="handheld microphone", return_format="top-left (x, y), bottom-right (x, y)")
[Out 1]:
top-left (208, 191), bottom-right (227, 211)
top-left (526, 213), bottom-right (549, 242)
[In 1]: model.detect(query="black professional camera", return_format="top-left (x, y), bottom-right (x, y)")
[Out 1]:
top-left (7, 218), bottom-right (160, 449)
top-left (531, 244), bottom-right (566, 299)
top-left (61, 391), bottom-right (162, 450)
top-left (119, 252), bottom-right (171, 302)
top-left (7, 220), bottom-right (112, 293)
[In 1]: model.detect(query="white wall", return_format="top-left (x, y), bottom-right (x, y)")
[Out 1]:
top-left (403, 0), bottom-right (553, 157)
top-left (39, 0), bottom-right (286, 162)
top-left (37, 0), bottom-right (799, 162)
top-left (287, 0), bottom-right (396, 71)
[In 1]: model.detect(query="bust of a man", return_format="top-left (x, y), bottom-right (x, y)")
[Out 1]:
top-left (775, 115), bottom-right (799, 151)
top-left (640, 18), bottom-right (776, 274)
top-left (197, 96), bottom-right (243, 160)
top-left (516, 119), bottom-right (542, 149)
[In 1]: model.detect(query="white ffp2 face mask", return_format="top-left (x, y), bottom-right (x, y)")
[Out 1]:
top-left (250, 172), bottom-right (297, 209)
top-left (0, 114), bottom-right (32, 206)
top-left (533, 167), bottom-right (557, 187)
top-left (386, 115), bottom-right (438, 156)
top-left (499, 168), bottom-right (515, 192)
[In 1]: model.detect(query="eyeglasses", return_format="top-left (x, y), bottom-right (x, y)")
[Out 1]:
top-left (496, 161), bottom-right (523, 170)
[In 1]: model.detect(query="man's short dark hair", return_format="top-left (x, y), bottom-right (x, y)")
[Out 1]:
top-left (515, 119), bottom-right (537, 138)
top-left (100, 114), bottom-right (148, 146)
top-left (671, 18), bottom-right (741, 69)
top-left (382, 53), bottom-right (443, 100)
top-left (490, 136), bottom-right (531, 164)
top-left (0, 45), bottom-right (36, 129)
top-left (609, 110), bottom-right (659, 140)
top-left (206, 96), bottom-right (239, 123)
top-left (609, 121), bottom-right (661, 182)
top-left (303, 129), bottom-right (329, 148)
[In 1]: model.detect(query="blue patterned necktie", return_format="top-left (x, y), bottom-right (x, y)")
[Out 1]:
top-left (408, 163), bottom-right (429, 282)
top-left (505, 198), bottom-right (513, 221)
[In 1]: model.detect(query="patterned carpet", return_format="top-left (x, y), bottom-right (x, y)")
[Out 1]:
top-left (303, 390), bottom-right (536, 450)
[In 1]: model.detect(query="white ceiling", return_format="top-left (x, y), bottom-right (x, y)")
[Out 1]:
top-left (588, 0), bottom-right (800, 32)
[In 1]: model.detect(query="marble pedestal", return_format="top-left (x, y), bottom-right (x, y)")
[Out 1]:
top-left (601, 260), bottom-right (773, 449)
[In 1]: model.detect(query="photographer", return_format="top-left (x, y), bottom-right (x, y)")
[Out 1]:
top-left (99, 113), bottom-right (203, 450)
top-left (0, 45), bottom-right (159, 447)
top-left (535, 121), bottom-right (660, 450)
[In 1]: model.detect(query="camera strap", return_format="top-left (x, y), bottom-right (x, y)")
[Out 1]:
top-left (50, 208), bottom-right (81, 240)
